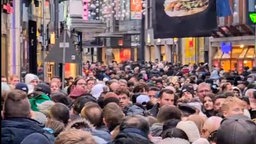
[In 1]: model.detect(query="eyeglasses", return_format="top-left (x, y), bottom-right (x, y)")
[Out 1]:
top-left (208, 130), bottom-right (217, 142)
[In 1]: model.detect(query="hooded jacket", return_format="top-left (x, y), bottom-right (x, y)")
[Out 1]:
top-left (29, 92), bottom-right (52, 111)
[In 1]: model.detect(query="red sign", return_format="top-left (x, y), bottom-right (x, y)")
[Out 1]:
top-left (3, 3), bottom-right (13, 14)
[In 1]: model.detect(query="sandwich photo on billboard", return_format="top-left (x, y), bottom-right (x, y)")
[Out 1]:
top-left (164, 0), bottom-right (209, 17)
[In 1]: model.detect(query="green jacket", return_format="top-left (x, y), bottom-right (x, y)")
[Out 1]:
top-left (29, 92), bottom-right (51, 111)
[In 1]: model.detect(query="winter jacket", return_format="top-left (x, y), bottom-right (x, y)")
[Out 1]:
top-left (124, 104), bottom-right (149, 116)
top-left (93, 127), bottom-right (112, 143)
top-left (150, 123), bottom-right (163, 137)
top-left (29, 92), bottom-right (52, 111)
top-left (149, 103), bottom-right (160, 117)
top-left (1, 117), bottom-right (55, 144)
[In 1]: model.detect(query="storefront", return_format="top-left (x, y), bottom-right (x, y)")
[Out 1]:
top-left (182, 37), bottom-right (206, 65)
top-left (145, 38), bottom-right (175, 63)
top-left (211, 36), bottom-right (255, 73)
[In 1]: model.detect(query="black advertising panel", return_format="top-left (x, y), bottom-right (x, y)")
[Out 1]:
top-left (28, 20), bottom-right (37, 74)
top-left (105, 35), bottom-right (131, 48)
top-left (153, 0), bottom-right (217, 38)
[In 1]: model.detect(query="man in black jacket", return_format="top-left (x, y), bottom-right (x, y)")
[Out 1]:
top-left (1, 90), bottom-right (54, 144)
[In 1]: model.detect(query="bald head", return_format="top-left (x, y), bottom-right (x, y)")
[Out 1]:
top-left (109, 82), bottom-right (120, 92)
top-left (202, 116), bottom-right (223, 139)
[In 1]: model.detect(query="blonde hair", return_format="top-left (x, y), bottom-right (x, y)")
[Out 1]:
top-left (55, 128), bottom-right (96, 144)
top-left (221, 96), bottom-right (244, 112)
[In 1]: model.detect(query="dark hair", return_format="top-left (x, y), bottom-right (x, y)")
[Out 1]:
top-left (162, 119), bottom-right (181, 132)
top-left (72, 95), bottom-right (97, 114)
top-left (158, 89), bottom-right (174, 99)
top-left (133, 83), bottom-right (149, 94)
top-left (149, 86), bottom-right (160, 92)
top-left (51, 92), bottom-right (72, 108)
top-left (240, 97), bottom-right (250, 105)
top-left (223, 91), bottom-right (234, 97)
top-left (157, 105), bottom-right (182, 123)
top-left (73, 77), bottom-right (86, 86)
top-left (213, 94), bottom-right (227, 103)
top-left (103, 97), bottom-right (120, 108)
top-left (119, 115), bottom-right (150, 136)
top-left (162, 128), bottom-right (189, 140)
top-left (3, 90), bottom-right (30, 118)
top-left (50, 103), bottom-right (70, 125)
top-left (51, 76), bottom-right (61, 80)
top-left (115, 89), bottom-right (130, 98)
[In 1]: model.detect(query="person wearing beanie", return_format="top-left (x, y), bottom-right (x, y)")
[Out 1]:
top-left (176, 121), bottom-right (201, 143)
top-left (68, 78), bottom-right (88, 101)
top-left (180, 84), bottom-right (195, 102)
top-left (34, 83), bottom-right (51, 97)
top-left (24, 73), bottom-right (39, 94)
top-left (24, 73), bottom-right (39, 86)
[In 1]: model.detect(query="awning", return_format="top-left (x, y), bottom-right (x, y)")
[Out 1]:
top-left (211, 24), bottom-right (254, 38)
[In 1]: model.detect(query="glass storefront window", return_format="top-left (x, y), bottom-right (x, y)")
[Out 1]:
top-left (222, 53), bottom-right (230, 59)
top-left (231, 48), bottom-right (243, 58)
top-left (160, 45), bottom-right (166, 61)
top-left (239, 48), bottom-right (248, 58)
top-left (150, 46), bottom-right (155, 61)
top-left (214, 49), bottom-right (223, 59)
top-left (245, 48), bottom-right (255, 58)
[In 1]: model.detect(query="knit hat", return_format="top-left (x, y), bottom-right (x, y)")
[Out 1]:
top-left (24, 73), bottom-right (39, 84)
top-left (69, 87), bottom-right (87, 99)
top-left (181, 84), bottom-right (195, 96)
top-left (15, 82), bottom-right (29, 94)
top-left (20, 133), bottom-right (52, 144)
top-left (216, 114), bottom-right (256, 144)
top-left (178, 103), bottom-right (197, 116)
top-left (158, 138), bottom-right (190, 144)
top-left (34, 83), bottom-right (51, 96)
top-left (176, 121), bottom-right (200, 143)
top-left (136, 95), bottom-right (150, 105)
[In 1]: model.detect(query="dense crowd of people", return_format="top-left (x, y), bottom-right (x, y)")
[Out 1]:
top-left (1, 60), bottom-right (256, 144)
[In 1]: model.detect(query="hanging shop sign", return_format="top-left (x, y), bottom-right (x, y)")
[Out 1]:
top-left (130, 0), bottom-right (142, 19)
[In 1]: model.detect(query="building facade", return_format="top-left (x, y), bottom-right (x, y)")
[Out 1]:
top-left (209, 0), bottom-right (256, 73)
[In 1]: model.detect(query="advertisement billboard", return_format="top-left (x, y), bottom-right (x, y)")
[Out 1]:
top-left (153, 0), bottom-right (217, 38)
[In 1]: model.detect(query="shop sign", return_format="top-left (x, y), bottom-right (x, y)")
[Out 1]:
top-left (130, 0), bottom-right (142, 19)
top-left (153, 0), bottom-right (217, 38)
top-left (221, 42), bottom-right (232, 54)
top-left (249, 12), bottom-right (256, 24)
